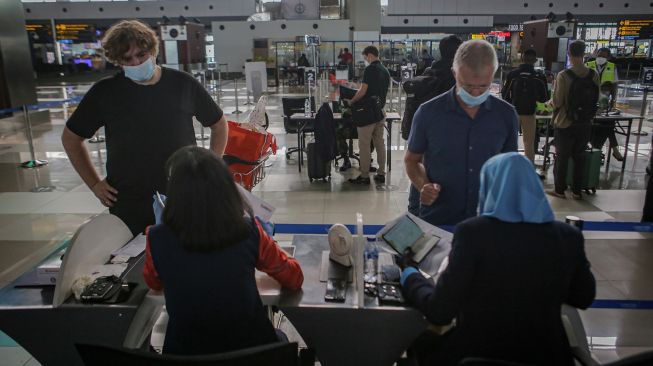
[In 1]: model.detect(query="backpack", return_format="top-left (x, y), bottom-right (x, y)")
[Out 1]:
top-left (565, 69), bottom-right (599, 125)
top-left (509, 72), bottom-right (541, 115)
top-left (401, 75), bottom-right (449, 140)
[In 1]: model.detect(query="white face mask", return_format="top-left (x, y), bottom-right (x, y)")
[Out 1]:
top-left (596, 57), bottom-right (607, 66)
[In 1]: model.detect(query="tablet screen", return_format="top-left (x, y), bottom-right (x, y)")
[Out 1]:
top-left (382, 216), bottom-right (423, 254)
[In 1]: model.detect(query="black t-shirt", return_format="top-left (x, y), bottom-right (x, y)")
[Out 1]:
top-left (362, 60), bottom-right (390, 107)
top-left (66, 67), bottom-right (223, 201)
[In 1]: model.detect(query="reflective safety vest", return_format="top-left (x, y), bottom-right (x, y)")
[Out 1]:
top-left (586, 60), bottom-right (616, 83)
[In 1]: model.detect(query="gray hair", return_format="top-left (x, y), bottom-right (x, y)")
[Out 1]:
top-left (453, 40), bottom-right (498, 73)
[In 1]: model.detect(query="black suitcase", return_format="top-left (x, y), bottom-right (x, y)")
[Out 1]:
top-left (307, 142), bottom-right (331, 182)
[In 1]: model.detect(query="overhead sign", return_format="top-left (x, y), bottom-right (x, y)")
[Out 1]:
top-left (305, 67), bottom-right (316, 87)
top-left (507, 24), bottom-right (524, 32)
top-left (25, 24), bottom-right (54, 44)
top-left (617, 19), bottom-right (653, 40)
top-left (55, 24), bottom-right (97, 43)
top-left (400, 65), bottom-right (414, 82)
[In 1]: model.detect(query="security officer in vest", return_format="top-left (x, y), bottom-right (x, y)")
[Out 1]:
top-left (586, 47), bottom-right (623, 161)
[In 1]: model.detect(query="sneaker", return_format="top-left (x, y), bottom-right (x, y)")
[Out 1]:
top-left (546, 189), bottom-right (566, 199)
top-left (338, 159), bottom-right (352, 172)
top-left (348, 176), bottom-right (370, 184)
top-left (373, 174), bottom-right (385, 183)
top-left (572, 192), bottom-right (583, 200)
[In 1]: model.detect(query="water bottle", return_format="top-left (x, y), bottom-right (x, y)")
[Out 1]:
top-left (304, 98), bottom-right (311, 117)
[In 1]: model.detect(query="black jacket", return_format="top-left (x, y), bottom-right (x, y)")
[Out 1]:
top-left (402, 216), bottom-right (596, 366)
top-left (501, 64), bottom-right (549, 114)
top-left (314, 103), bottom-right (337, 161)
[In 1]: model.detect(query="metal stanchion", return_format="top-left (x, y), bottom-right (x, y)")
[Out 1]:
top-left (195, 70), bottom-right (211, 140)
top-left (633, 88), bottom-right (650, 137)
top-left (244, 89), bottom-right (254, 105)
top-left (20, 105), bottom-right (48, 169)
top-left (29, 168), bottom-right (56, 193)
top-left (397, 81), bottom-right (404, 115)
top-left (232, 77), bottom-right (243, 115)
top-left (388, 79), bottom-right (394, 112)
top-left (216, 67), bottom-right (223, 103)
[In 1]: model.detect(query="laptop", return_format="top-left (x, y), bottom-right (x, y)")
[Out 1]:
top-left (381, 215), bottom-right (439, 263)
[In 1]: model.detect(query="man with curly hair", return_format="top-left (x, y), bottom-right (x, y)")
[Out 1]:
top-left (62, 20), bottom-right (228, 235)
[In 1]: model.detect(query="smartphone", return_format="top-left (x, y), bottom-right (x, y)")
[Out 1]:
top-left (324, 278), bottom-right (346, 302)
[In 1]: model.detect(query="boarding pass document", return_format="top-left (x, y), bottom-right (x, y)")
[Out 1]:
top-left (111, 234), bottom-right (146, 258)
top-left (87, 263), bottom-right (129, 279)
top-left (238, 185), bottom-right (276, 222)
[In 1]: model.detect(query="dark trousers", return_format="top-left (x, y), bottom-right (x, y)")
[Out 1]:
top-left (590, 122), bottom-right (619, 151)
top-left (110, 199), bottom-right (155, 236)
top-left (553, 126), bottom-right (592, 195)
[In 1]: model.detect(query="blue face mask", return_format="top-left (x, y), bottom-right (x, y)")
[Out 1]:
top-left (457, 86), bottom-right (491, 107)
top-left (123, 57), bottom-right (155, 82)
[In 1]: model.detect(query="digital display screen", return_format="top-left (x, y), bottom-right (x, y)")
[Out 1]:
top-left (74, 59), bottom-right (92, 67)
top-left (383, 216), bottom-right (423, 254)
top-left (305, 35), bottom-right (321, 46)
top-left (617, 19), bottom-right (653, 40)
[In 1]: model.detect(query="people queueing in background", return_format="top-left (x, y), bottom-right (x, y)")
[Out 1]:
top-left (144, 146), bottom-right (303, 355)
top-left (404, 40), bottom-right (518, 226)
top-left (419, 49), bottom-right (434, 75)
top-left (587, 47), bottom-right (624, 161)
top-left (547, 40), bottom-right (600, 200)
top-left (400, 152), bottom-right (596, 366)
top-left (340, 47), bottom-right (354, 80)
top-left (297, 53), bottom-right (310, 85)
top-left (501, 48), bottom-right (549, 171)
top-left (62, 20), bottom-right (228, 236)
top-left (344, 46), bottom-right (390, 185)
top-left (406, 35), bottom-right (463, 215)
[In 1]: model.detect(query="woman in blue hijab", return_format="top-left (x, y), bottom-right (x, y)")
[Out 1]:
top-left (400, 152), bottom-right (596, 366)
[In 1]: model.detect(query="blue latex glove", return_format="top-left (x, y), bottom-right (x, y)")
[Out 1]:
top-left (256, 216), bottom-right (275, 237)
top-left (152, 193), bottom-right (167, 225)
top-left (400, 267), bottom-right (419, 286)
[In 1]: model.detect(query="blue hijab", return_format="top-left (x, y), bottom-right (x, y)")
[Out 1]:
top-left (478, 152), bottom-right (555, 224)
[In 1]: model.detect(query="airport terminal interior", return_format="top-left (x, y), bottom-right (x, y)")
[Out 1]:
top-left (1, 0), bottom-right (653, 365)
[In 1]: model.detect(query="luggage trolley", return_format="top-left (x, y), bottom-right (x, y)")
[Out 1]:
top-left (224, 153), bottom-right (272, 191)
top-left (223, 120), bottom-right (277, 191)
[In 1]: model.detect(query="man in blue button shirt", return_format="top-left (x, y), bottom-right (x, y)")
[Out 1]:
top-left (404, 40), bottom-right (518, 226)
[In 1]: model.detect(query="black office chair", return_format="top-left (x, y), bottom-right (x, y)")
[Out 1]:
top-left (282, 97), bottom-right (316, 160)
top-left (75, 342), bottom-right (299, 366)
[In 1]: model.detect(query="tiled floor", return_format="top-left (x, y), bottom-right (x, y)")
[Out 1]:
top-left (0, 77), bottom-right (652, 365)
